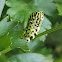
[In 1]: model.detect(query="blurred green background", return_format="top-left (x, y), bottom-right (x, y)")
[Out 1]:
top-left (0, 0), bottom-right (62, 62)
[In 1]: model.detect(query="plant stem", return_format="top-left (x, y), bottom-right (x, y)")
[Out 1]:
top-left (36, 24), bottom-right (62, 38)
top-left (0, 47), bottom-right (27, 55)
top-left (0, 47), bottom-right (12, 55)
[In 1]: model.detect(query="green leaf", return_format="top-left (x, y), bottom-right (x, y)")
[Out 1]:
top-left (36, 47), bottom-right (52, 56)
top-left (0, 16), bottom-right (17, 37)
top-left (11, 38), bottom-right (29, 52)
top-left (9, 53), bottom-right (53, 62)
top-left (38, 17), bottom-right (51, 41)
top-left (0, 0), bottom-right (5, 18)
top-left (0, 34), bottom-right (11, 50)
top-left (9, 31), bottom-right (29, 52)
top-left (6, 0), bottom-right (56, 27)
top-left (54, 57), bottom-right (62, 62)
top-left (54, 0), bottom-right (62, 3)
top-left (54, 0), bottom-right (62, 16)
top-left (27, 38), bottom-right (41, 52)
top-left (32, 0), bottom-right (56, 16)
top-left (0, 54), bottom-right (9, 62)
top-left (6, 0), bottom-right (32, 22)
top-left (56, 4), bottom-right (62, 16)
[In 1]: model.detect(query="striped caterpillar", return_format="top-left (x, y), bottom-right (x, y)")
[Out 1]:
top-left (21, 11), bottom-right (44, 42)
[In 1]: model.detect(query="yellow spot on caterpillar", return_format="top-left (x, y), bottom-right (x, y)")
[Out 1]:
top-left (29, 24), bottom-right (31, 26)
top-left (33, 17), bottom-right (35, 19)
top-left (24, 34), bottom-right (26, 36)
top-left (21, 36), bottom-right (23, 38)
top-left (30, 20), bottom-right (32, 23)
top-left (27, 31), bottom-right (29, 33)
top-left (32, 13), bottom-right (34, 15)
top-left (29, 17), bottom-right (30, 19)
top-left (40, 11), bottom-right (43, 13)
top-left (37, 12), bottom-right (39, 14)
top-left (28, 27), bottom-right (30, 29)
top-left (36, 15), bottom-right (37, 17)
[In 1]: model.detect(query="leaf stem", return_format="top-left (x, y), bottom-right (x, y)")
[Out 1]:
top-left (0, 47), bottom-right (27, 55)
top-left (0, 47), bottom-right (12, 55)
top-left (36, 24), bottom-right (62, 38)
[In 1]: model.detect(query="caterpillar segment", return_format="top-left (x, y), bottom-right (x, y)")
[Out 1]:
top-left (21, 11), bottom-right (44, 42)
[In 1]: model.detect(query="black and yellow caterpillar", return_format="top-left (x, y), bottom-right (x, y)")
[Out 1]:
top-left (21, 11), bottom-right (44, 42)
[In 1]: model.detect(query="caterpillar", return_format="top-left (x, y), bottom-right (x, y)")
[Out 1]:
top-left (21, 11), bottom-right (44, 42)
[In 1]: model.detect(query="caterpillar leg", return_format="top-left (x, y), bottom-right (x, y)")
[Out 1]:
top-left (34, 32), bottom-right (38, 35)
top-left (26, 37), bottom-right (30, 42)
top-left (30, 34), bottom-right (35, 39)
top-left (36, 27), bottom-right (40, 33)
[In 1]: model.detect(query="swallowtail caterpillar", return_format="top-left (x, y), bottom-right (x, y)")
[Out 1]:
top-left (21, 11), bottom-right (44, 42)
